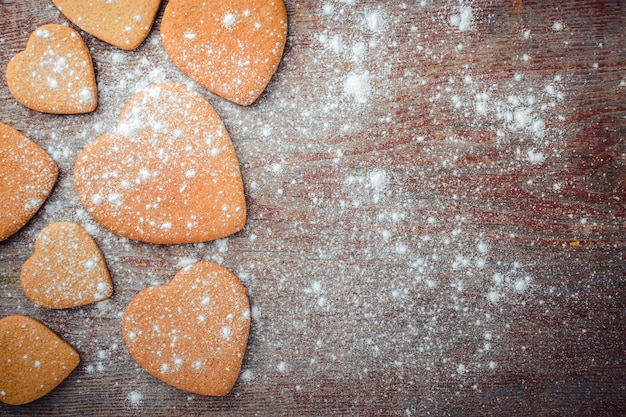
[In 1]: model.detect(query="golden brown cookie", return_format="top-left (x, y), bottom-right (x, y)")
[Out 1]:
top-left (52, 0), bottom-right (161, 50)
top-left (123, 261), bottom-right (250, 396)
top-left (73, 82), bottom-right (246, 244)
top-left (20, 222), bottom-right (113, 309)
top-left (0, 122), bottom-right (58, 242)
top-left (6, 24), bottom-right (97, 114)
top-left (161, 0), bottom-right (288, 105)
top-left (0, 315), bottom-right (80, 405)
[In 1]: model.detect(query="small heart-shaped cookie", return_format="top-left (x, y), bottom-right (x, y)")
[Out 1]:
top-left (0, 315), bottom-right (80, 405)
top-left (123, 261), bottom-right (250, 396)
top-left (20, 222), bottom-right (113, 309)
top-left (0, 122), bottom-right (58, 242)
top-left (74, 83), bottom-right (246, 244)
top-left (53, 0), bottom-right (161, 50)
top-left (6, 24), bottom-right (97, 114)
top-left (161, 0), bottom-right (288, 105)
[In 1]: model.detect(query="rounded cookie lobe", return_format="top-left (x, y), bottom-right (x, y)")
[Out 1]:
top-left (161, 0), bottom-right (288, 105)
top-left (6, 24), bottom-right (97, 114)
top-left (20, 222), bottom-right (113, 309)
top-left (0, 122), bottom-right (58, 242)
top-left (73, 83), bottom-right (246, 245)
top-left (123, 261), bottom-right (251, 396)
top-left (0, 315), bottom-right (80, 405)
top-left (52, 0), bottom-right (162, 50)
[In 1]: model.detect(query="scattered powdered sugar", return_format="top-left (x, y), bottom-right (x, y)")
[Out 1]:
top-left (221, 325), bottom-right (232, 339)
top-left (526, 149), bottom-right (546, 164)
top-left (79, 87), bottom-right (94, 103)
top-left (277, 361), bottom-right (288, 373)
top-left (35, 28), bottom-right (50, 39)
top-left (315, 2), bottom-right (401, 107)
top-left (343, 71), bottom-right (371, 104)
top-left (365, 10), bottom-right (385, 33)
top-left (449, 5), bottom-right (474, 32)
top-left (252, 0), bottom-right (559, 388)
top-left (222, 12), bottom-right (237, 29)
top-left (240, 368), bottom-right (254, 382)
top-left (368, 169), bottom-right (388, 190)
top-left (127, 390), bottom-right (143, 406)
top-left (46, 77), bottom-right (58, 89)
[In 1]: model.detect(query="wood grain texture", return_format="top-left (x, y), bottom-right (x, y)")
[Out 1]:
top-left (1, 0), bottom-right (625, 416)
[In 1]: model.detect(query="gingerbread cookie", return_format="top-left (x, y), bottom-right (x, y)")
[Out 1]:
top-left (74, 83), bottom-right (246, 244)
top-left (20, 222), bottom-right (113, 309)
top-left (6, 24), bottom-right (97, 114)
top-left (0, 315), bottom-right (80, 405)
top-left (161, 0), bottom-right (288, 105)
top-left (52, 0), bottom-right (161, 50)
top-left (0, 122), bottom-right (58, 242)
top-left (123, 262), bottom-right (250, 396)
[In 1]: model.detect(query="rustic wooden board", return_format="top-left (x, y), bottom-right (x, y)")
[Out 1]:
top-left (1, 0), bottom-right (625, 415)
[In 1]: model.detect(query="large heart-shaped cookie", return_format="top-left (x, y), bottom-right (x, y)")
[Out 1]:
top-left (0, 122), bottom-right (58, 242)
top-left (6, 24), bottom-right (97, 114)
top-left (123, 261), bottom-right (250, 396)
top-left (52, 0), bottom-right (161, 50)
top-left (161, 0), bottom-right (288, 105)
top-left (0, 315), bottom-right (80, 405)
top-left (20, 222), bottom-right (113, 309)
top-left (74, 83), bottom-right (246, 244)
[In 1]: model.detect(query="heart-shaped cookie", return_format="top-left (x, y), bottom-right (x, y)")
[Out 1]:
top-left (6, 24), bottom-right (97, 114)
top-left (123, 261), bottom-right (250, 396)
top-left (52, 0), bottom-right (161, 50)
top-left (161, 0), bottom-right (288, 105)
top-left (74, 83), bottom-right (246, 244)
top-left (0, 122), bottom-right (58, 242)
top-left (0, 315), bottom-right (80, 405)
top-left (20, 222), bottom-right (113, 309)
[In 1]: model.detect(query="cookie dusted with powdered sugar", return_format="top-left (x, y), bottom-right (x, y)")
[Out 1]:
top-left (161, 0), bottom-right (288, 105)
top-left (123, 262), bottom-right (250, 396)
top-left (6, 24), bottom-right (97, 114)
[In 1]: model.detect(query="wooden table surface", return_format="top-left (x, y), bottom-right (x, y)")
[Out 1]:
top-left (1, 0), bottom-right (625, 415)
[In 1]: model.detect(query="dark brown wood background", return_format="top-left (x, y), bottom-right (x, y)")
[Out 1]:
top-left (1, 0), bottom-right (625, 415)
